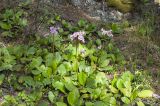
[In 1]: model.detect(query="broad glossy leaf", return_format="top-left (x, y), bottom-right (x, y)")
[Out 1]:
top-left (137, 101), bottom-right (145, 106)
top-left (85, 102), bottom-right (94, 106)
top-left (123, 80), bottom-right (131, 88)
top-left (72, 61), bottom-right (79, 72)
top-left (116, 79), bottom-right (124, 89)
top-left (110, 97), bottom-right (116, 106)
top-left (120, 88), bottom-right (131, 97)
top-left (48, 91), bottom-right (55, 103)
top-left (94, 101), bottom-right (106, 106)
top-left (67, 88), bottom-right (80, 106)
top-left (100, 59), bottom-right (110, 68)
top-left (31, 69), bottom-right (41, 75)
top-left (121, 71), bottom-right (134, 81)
top-left (99, 66), bottom-right (113, 72)
top-left (0, 22), bottom-right (12, 30)
top-left (121, 97), bottom-right (130, 104)
top-left (42, 67), bottom-right (52, 78)
top-left (63, 62), bottom-right (72, 71)
top-left (45, 53), bottom-right (54, 67)
top-left (109, 85), bottom-right (118, 93)
top-left (57, 64), bottom-right (66, 76)
top-left (53, 81), bottom-right (65, 93)
top-left (27, 47), bottom-right (36, 55)
top-left (78, 72), bottom-right (87, 86)
top-left (86, 76), bottom-right (97, 88)
top-left (23, 76), bottom-right (35, 87)
top-left (138, 90), bottom-right (153, 98)
top-left (96, 72), bottom-right (108, 85)
top-left (29, 57), bottom-right (42, 69)
top-left (20, 19), bottom-right (27, 26)
top-left (55, 52), bottom-right (62, 64)
top-left (56, 102), bottom-right (67, 106)
top-left (64, 77), bottom-right (76, 91)
top-left (91, 88), bottom-right (101, 99)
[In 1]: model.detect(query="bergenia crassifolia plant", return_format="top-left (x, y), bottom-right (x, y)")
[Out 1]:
top-left (49, 26), bottom-right (59, 52)
top-left (70, 31), bottom-right (86, 71)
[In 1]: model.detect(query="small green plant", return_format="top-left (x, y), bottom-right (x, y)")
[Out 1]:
top-left (0, 9), bottom-right (27, 37)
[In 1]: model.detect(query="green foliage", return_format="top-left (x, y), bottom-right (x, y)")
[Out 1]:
top-left (0, 13), bottom-right (154, 106)
top-left (0, 9), bottom-right (27, 37)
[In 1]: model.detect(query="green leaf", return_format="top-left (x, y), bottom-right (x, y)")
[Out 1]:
top-left (78, 72), bottom-right (87, 86)
top-left (0, 22), bottom-right (12, 30)
top-left (96, 39), bottom-right (101, 46)
top-left (63, 62), bottom-right (72, 71)
top-left (48, 91), bottom-right (55, 103)
top-left (121, 97), bottom-right (130, 104)
top-left (55, 52), bottom-right (62, 64)
top-left (1, 31), bottom-right (12, 37)
top-left (20, 19), bottom-right (27, 26)
top-left (45, 53), bottom-right (54, 67)
top-left (120, 88), bottom-right (131, 97)
top-left (57, 64), bottom-right (66, 76)
top-left (64, 77), bottom-right (76, 91)
top-left (123, 80), bottom-right (131, 88)
top-left (86, 76), bottom-right (97, 88)
top-left (110, 97), bottom-right (116, 106)
top-left (42, 67), bottom-right (52, 78)
top-left (121, 71), bottom-right (134, 81)
top-left (138, 90), bottom-right (153, 98)
top-left (56, 102), bottom-right (67, 106)
top-left (27, 47), bottom-right (36, 55)
top-left (67, 88), bottom-right (80, 106)
top-left (94, 101), bottom-right (106, 106)
top-left (116, 79), bottom-right (124, 89)
top-left (99, 66), bottom-right (113, 72)
top-left (137, 101), bottom-right (145, 106)
top-left (31, 69), bottom-right (41, 75)
top-left (0, 74), bottom-right (5, 85)
top-left (91, 88), bottom-right (101, 99)
top-left (53, 81), bottom-right (65, 93)
top-left (100, 59), bottom-right (110, 68)
top-left (85, 102), bottom-right (94, 106)
top-left (96, 72), bottom-right (108, 85)
top-left (23, 76), bottom-right (35, 87)
top-left (109, 85), bottom-right (118, 93)
top-left (29, 57), bottom-right (42, 69)
top-left (78, 19), bottom-right (86, 27)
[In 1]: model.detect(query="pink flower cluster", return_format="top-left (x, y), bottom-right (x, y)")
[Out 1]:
top-left (70, 31), bottom-right (85, 43)
top-left (50, 26), bottom-right (59, 35)
top-left (101, 28), bottom-right (113, 37)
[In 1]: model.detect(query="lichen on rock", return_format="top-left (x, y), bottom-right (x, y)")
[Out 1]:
top-left (107, 0), bottom-right (134, 13)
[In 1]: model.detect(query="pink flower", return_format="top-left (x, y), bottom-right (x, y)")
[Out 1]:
top-left (70, 31), bottom-right (85, 43)
top-left (50, 27), bottom-right (59, 35)
top-left (101, 28), bottom-right (113, 37)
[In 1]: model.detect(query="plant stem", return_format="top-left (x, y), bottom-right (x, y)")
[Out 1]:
top-left (52, 36), bottom-right (54, 53)
top-left (76, 40), bottom-right (78, 72)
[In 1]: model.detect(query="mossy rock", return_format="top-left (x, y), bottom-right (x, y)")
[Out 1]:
top-left (107, 0), bottom-right (134, 13)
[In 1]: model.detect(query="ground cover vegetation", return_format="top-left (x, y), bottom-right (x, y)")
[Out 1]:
top-left (0, 1), bottom-right (160, 106)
